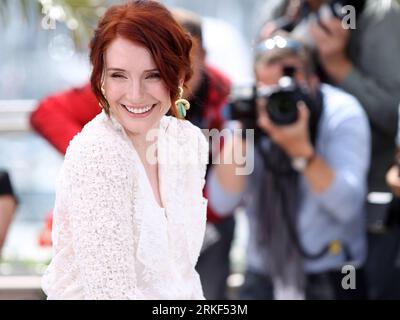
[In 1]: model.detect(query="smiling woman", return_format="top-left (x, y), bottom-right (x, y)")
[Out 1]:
top-left (103, 38), bottom-right (171, 138)
top-left (41, 0), bottom-right (209, 300)
top-left (89, 0), bottom-right (193, 119)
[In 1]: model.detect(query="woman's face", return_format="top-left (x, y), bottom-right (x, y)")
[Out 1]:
top-left (104, 37), bottom-right (171, 138)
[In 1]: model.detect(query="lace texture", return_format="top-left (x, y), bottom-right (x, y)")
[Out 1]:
top-left (42, 111), bottom-right (208, 300)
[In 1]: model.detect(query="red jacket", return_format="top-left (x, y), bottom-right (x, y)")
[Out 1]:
top-left (30, 85), bottom-right (101, 154)
top-left (31, 65), bottom-right (231, 223)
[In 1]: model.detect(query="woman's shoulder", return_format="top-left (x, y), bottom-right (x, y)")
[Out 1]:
top-left (66, 112), bottom-right (120, 156)
top-left (64, 112), bottom-right (132, 169)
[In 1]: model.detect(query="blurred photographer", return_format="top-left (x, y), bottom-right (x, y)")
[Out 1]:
top-left (208, 33), bottom-right (371, 299)
top-left (257, 0), bottom-right (400, 299)
top-left (259, 0), bottom-right (400, 199)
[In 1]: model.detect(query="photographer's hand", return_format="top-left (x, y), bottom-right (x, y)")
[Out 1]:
top-left (257, 101), bottom-right (313, 159)
top-left (258, 101), bottom-right (334, 193)
top-left (310, 17), bottom-right (352, 84)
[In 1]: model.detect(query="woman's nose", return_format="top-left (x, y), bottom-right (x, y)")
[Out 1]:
top-left (126, 80), bottom-right (144, 101)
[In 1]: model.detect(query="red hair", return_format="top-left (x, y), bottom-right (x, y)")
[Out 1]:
top-left (89, 0), bottom-right (193, 117)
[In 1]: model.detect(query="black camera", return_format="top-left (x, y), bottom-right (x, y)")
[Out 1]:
top-left (230, 66), bottom-right (319, 131)
top-left (262, 66), bottom-right (308, 125)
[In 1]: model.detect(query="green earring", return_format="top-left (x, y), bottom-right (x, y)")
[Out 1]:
top-left (175, 86), bottom-right (190, 119)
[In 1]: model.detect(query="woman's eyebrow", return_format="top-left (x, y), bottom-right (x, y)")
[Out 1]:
top-left (107, 68), bottom-right (126, 72)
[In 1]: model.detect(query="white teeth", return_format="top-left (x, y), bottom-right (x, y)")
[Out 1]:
top-left (123, 104), bottom-right (153, 114)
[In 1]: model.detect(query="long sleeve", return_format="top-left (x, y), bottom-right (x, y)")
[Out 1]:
top-left (207, 132), bottom-right (258, 216)
top-left (313, 100), bottom-right (371, 223)
top-left (60, 136), bottom-right (139, 299)
top-left (30, 84), bottom-right (101, 154)
top-left (207, 170), bottom-right (244, 216)
top-left (339, 5), bottom-right (400, 138)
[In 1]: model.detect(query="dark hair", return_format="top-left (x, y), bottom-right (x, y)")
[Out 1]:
top-left (89, 0), bottom-right (193, 116)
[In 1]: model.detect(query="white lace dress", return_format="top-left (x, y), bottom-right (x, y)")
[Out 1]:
top-left (42, 111), bottom-right (208, 299)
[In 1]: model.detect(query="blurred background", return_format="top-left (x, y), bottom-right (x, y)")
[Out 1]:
top-left (0, 0), bottom-right (261, 299)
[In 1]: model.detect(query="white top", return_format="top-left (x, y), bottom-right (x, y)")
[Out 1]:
top-left (42, 111), bottom-right (209, 300)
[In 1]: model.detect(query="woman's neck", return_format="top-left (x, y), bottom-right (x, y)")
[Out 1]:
top-left (128, 128), bottom-right (159, 166)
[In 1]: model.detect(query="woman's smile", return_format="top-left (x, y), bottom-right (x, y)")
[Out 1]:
top-left (120, 103), bottom-right (157, 118)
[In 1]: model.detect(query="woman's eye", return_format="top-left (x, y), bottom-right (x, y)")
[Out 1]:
top-left (146, 72), bottom-right (161, 79)
top-left (111, 73), bottom-right (126, 79)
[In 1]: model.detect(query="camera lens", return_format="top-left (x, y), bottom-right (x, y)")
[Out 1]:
top-left (267, 91), bottom-right (299, 125)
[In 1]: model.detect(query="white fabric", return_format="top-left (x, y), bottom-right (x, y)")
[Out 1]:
top-left (42, 110), bottom-right (209, 300)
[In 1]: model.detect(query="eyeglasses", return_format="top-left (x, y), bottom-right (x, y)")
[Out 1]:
top-left (254, 35), bottom-right (303, 55)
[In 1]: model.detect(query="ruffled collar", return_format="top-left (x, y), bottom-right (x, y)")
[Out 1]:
top-left (101, 109), bottom-right (171, 138)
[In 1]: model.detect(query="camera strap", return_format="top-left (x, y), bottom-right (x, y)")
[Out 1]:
top-left (277, 174), bottom-right (353, 262)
